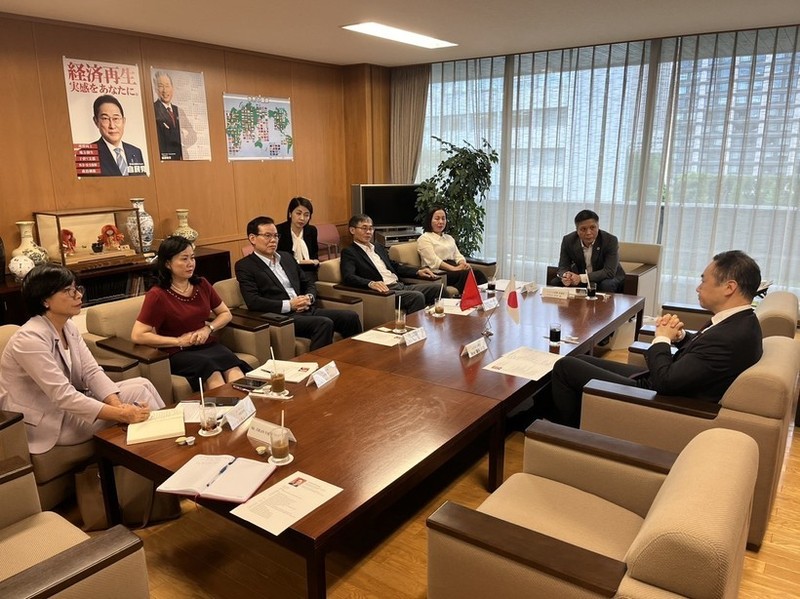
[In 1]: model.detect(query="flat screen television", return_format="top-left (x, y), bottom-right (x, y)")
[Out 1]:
top-left (350, 184), bottom-right (420, 228)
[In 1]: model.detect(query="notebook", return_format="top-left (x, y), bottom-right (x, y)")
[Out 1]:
top-left (126, 405), bottom-right (186, 445)
top-left (156, 454), bottom-right (276, 503)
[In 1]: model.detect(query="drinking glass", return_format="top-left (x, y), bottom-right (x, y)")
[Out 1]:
top-left (586, 280), bottom-right (597, 300)
top-left (270, 427), bottom-right (292, 465)
top-left (433, 299), bottom-right (445, 318)
top-left (549, 323), bottom-right (562, 346)
top-left (393, 308), bottom-right (407, 333)
top-left (198, 401), bottom-right (222, 436)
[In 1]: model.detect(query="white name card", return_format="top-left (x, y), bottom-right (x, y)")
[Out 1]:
top-left (223, 396), bottom-right (256, 431)
top-left (402, 326), bottom-right (427, 346)
top-left (306, 361), bottom-right (340, 388)
top-left (541, 286), bottom-right (571, 299)
top-left (246, 417), bottom-right (297, 446)
top-left (482, 296), bottom-right (499, 311)
top-left (461, 336), bottom-right (489, 358)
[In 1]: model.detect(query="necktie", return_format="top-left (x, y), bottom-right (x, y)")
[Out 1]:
top-left (114, 147), bottom-right (128, 176)
top-left (167, 106), bottom-right (176, 126)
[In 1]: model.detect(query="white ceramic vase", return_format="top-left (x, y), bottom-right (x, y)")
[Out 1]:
top-left (126, 198), bottom-right (154, 253)
top-left (173, 209), bottom-right (198, 242)
top-left (11, 221), bottom-right (48, 265)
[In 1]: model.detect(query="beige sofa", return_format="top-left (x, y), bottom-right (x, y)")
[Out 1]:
top-left (580, 335), bottom-right (800, 548)
top-left (428, 421), bottom-right (757, 598)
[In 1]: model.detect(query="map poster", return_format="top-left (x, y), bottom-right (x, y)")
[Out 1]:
top-left (223, 94), bottom-right (293, 161)
top-left (63, 57), bottom-right (150, 177)
top-left (150, 68), bottom-right (211, 161)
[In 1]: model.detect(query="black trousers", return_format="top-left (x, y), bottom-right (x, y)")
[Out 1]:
top-left (550, 354), bottom-right (650, 427)
top-left (292, 307), bottom-right (362, 350)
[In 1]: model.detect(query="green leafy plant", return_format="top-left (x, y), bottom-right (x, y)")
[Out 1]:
top-left (415, 137), bottom-right (498, 258)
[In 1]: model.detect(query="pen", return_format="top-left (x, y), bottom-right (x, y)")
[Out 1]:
top-left (206, 460), bottom-right (234, 487)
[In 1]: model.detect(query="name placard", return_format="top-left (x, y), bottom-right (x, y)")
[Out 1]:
top-left (541, 286), bottom-right (570, 299)
top-left (306, 361), bottom-right (340, 388)
top-left (482, 296), bottom-right (499, 311)
top-left (246, 417), bottom-right (297, 446)
top-left (523, 282), bottom-right (539, 295)
top-left (461, 336), bottom-right (489, 358)
top-left (402, 326), bottom-right (427, 346)
top-left (224, 396), bottom-right (256, 431)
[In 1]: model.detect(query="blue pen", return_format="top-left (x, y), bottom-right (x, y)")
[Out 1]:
top-left (206, 459), bottom-right (235, 487)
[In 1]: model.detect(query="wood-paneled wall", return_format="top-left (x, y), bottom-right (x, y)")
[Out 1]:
top-left (0, 14), bottom-right (390, 273)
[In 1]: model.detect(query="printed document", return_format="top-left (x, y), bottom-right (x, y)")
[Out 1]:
top-left (483, 346), bottom-right (563, 381)
top-left (231, 471), bottom-right (343, 535)
top-left (248, 360), bottom-right (319, 383)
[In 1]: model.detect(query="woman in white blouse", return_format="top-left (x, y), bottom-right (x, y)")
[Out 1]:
top-left (276, 196), bottom-right (320, 282)
top-left (417, 206), bottom-right (487, 295)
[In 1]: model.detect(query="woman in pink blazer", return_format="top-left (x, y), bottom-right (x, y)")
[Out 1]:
top-left (0, 264), bottom-right (164, 455)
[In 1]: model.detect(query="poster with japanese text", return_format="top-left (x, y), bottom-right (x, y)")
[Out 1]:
top-left (150, 68), bottom-right (211, 161)
top-left (63, 57), bottom-right (150, 177)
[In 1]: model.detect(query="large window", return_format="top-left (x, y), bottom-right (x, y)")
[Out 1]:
top-left (417, 27), bottom-right (800, 303)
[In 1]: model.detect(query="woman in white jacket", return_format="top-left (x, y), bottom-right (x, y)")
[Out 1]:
top-left (417, 206), bottom-right (487, 295)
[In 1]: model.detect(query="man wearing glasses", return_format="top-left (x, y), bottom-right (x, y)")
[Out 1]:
top-left (341, 214), bottom-right (441, 314)
top-left (236, 216), bottom-right (362, 350)
top-left (91, 94), bottom-right (146, 176)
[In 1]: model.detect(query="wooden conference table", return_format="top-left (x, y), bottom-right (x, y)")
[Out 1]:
top-left (94, 288), bottom-right (644, 598)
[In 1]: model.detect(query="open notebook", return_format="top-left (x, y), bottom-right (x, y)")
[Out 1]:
top-left (157, 454), bottom-right (276, 503)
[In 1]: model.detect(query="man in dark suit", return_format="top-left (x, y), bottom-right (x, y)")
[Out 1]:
top-left (153, 71), bottom-right (183, 160)
top-left (340, 214), bottom-right (441, 314)
top-left (236, 216), bottom-right (361, 350)
top-left (549, 209), bottom-right (625, 292)
top-left (92, 94), bottom-right (146, 176)
top-left (550, 250), bottom-right (764, 427)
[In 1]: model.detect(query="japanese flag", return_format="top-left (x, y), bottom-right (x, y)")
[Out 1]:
top-left (506, 275), bottom-right (520, 324)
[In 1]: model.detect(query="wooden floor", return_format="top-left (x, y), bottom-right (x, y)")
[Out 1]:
top-left (81, 346), bottom-right (800, 598)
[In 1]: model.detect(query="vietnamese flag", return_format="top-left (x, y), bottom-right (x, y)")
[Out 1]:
top-left (506, 275), bottom-right (520, 324)
top-left (459, 269), bottom-right (483, 311)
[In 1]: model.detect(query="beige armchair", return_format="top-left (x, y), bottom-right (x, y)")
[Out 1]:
top-left (214, 277), bottom-right (363, 360)
top-left (84, 294), bottom-right (268, 404)
top-left (317, 258), bottom-right (398, 330)
top-left (428, 421), bottom-right (757, 599)
top-left (0, 455), bottom-right (150, 598)
top-left (580, 335), bottom-right (800, 548)
top-left (547, 241), bottom-right (662, 316)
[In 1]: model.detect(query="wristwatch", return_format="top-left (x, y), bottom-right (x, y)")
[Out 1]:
top-left (206, 323), bottom-right (215, 332)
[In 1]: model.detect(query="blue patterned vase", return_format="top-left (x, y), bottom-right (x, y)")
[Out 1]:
top-left (127, 198), bottom-right (154, 253)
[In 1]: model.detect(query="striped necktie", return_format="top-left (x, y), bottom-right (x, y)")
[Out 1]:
top-left (114, 147), bottom-right (128, 176)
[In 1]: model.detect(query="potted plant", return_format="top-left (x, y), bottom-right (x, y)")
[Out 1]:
top-left (415, 136), bottom-right (498, 258)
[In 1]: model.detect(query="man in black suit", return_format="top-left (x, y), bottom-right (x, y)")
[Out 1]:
top-left (550, 250), bottom-right (764, 427)
top-left (153, 71), bottom-right (183, 160)
top-left (235, 216), bottom-right (361, 350)
top-left (549, 209), bottom-right (625, 292)
top-left (91, 95), bottom-right (146, 176)
top-left (340, 214), bottom-right (441, 314)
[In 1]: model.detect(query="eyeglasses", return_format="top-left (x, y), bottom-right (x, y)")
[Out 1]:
top-left (354, 226), bottom-right (374, 232)
top-left (61, 285), bottom-right (85, 299)
top-left (97, 116), bottom-right (123, 125)
top-left (255, 233), bottom-right (280, 240)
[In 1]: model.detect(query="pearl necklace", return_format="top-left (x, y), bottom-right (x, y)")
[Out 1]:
top-left (170, 281), bottom-right (192, 295)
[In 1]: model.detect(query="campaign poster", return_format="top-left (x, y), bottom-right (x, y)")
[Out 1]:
top-left (63, 57), bottom-right (150, 177)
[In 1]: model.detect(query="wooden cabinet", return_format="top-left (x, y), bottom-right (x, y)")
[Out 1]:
top-left (0, 247), bottom-right (230, 325)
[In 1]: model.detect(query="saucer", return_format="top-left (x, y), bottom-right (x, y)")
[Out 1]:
top-left (268, 454), bottom-right (294, 466)
top-left (432, 312), bottom-right (445, 318)
top-left (198, 425), bottom-right (222, 437)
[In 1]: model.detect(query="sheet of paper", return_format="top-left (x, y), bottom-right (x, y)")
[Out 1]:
top-left (180, 401), bottom-right (235, 424)
top-left (439, 298), bottom-right (476, 316)
top-left (478, 279), bottom-right (530, 292)
top-left (352, 329), bottom-right (402, 347)
top-left (483, 346), bottom-right (562, 381)
top-left (248, 360), bottom-right (319, 383)
top-left (231, 471), bottom-right (343, 536)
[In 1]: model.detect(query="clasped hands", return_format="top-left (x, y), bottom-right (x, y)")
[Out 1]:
top-left (290, 294), bottom-right (313, 313)
top-left (176, 326), bottom-right (212, 348)
top-left (654, 313), bottom-right (685, 342)
top-left (560, 271), bottom-right (581, 286)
